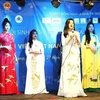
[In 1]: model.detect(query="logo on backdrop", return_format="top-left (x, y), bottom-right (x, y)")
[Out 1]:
top-left (3, 2), bottom-right (11, 10)
top-left (15, 15), bottom-right (23, 23)
top-left (42, 18), bottom-right (61, 24)
top-left (93, 18), bottom-right (98, 23)
top-left (80, 18), bottom-right (86, 24)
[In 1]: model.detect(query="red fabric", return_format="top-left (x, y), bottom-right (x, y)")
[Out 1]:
top-left (0, 32), bottom-right (19, 94)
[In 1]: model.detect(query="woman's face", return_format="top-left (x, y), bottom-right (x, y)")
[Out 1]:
top-left (4, 22), bottom-right (10, 32)
top-left (68, 20), bottom-right (74, 30)
top-left (88, 24), bottom-right (94, 33)
top-left (32, 32), bottom-right (37, 40)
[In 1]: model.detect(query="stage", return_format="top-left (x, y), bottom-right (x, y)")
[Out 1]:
top-left (0, 91), bottom-right (100, 100)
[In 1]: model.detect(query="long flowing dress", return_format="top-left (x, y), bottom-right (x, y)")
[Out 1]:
top-left (82, 34), bottom-right (100, 92)
top-left (0, 32), bottom-right (19, 94)
top-left (58, 31), bottom-right (87, 98)
top-left (25, 40), bottom-right (48, 94)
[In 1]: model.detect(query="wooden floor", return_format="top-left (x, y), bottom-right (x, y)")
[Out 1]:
top-left (0, 91), bottom-right (100, 100)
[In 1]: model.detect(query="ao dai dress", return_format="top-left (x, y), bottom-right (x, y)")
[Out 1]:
top-left (0, 32), bottom-right (19, 94)
top-left (25, 40), bottom-right (48, 94)
top-left (58, 31), bottom-right (87, 97)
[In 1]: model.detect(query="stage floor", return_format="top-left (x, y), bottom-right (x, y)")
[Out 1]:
top-left (0, 91), bottom-right (100, 100)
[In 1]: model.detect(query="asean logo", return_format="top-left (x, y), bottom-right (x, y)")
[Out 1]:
top-left (3, 2), bottom-right (11, 10)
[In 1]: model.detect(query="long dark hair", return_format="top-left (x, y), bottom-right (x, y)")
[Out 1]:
top-left (63, 18), bottom-right (75, 38)
top-left (84, 22), bottom-right (95, 45)
top-left (2, 18), bottom-right (11, 30)
top-left (28, 29), bottom-right (38, 48)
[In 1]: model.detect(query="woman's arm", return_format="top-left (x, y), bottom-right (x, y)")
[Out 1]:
top-left (0, 45), bottom-right (12, 50)
top-left (66, 35), bottom-right (74, 45)
top-left (88, 35), bottom-right (99, 53)
top-left (25, 42), bottom-right (30, 55)
top-left (62, 32), bottom-right (74, 46)
top-left (95, 35), bottom-right (99, 48)
top-left (34, 42), bottom-right (44, 55)
top-left (74, 31), bottom-right (80, 45)
top-left (14, 54), bottom-right (18, 63)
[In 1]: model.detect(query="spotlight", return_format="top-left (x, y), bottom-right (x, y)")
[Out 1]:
top-left (16, 0), bottom-right (26, 7)
top-left (83, 0), bottom-right (94, 10)
top-left (51, 0), bottom-right (61, 8)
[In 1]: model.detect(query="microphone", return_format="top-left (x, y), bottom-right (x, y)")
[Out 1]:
top-left (72, 30), bottom-right (75, 37)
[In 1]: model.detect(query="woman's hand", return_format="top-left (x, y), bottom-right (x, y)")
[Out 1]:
top-left (69, 34), bottom-right (74, 39)
top-left (4, 46), bottom-right (12, 51)
top-left (90, 45), bottom-right (97, 54)
top-left (30, 51), bottom-right (42, 55)
top-left (74, 33), bottom-right (77, 38)
top-left (0, 45), bottom-right (12, 50)
top-left (66, 34), bottom-right (74, 45)
top-left (34, 51), bottom-right (42, 55)
top-left (74, 33), bottom-right (80, 44)
top-left (86, 45), bottom-right (90, 49)
top-left (14, 55), bottom-right (18, 64)
top-left (86, 45), bottom-right (97, 53)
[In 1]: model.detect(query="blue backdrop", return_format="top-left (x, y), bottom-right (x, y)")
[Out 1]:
top-left (0, 0), bottom-right (100, 92)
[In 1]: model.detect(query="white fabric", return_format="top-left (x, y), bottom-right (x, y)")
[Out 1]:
top-left (58, 31), bottom-right (87, 98)
top-left (24, 40), bottom-right (48, 94)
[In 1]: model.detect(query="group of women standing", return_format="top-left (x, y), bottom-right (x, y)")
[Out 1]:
top-left (0, 18), bottom-right (48, 95)
top-left (0, 18), bottom-right (100, 98)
